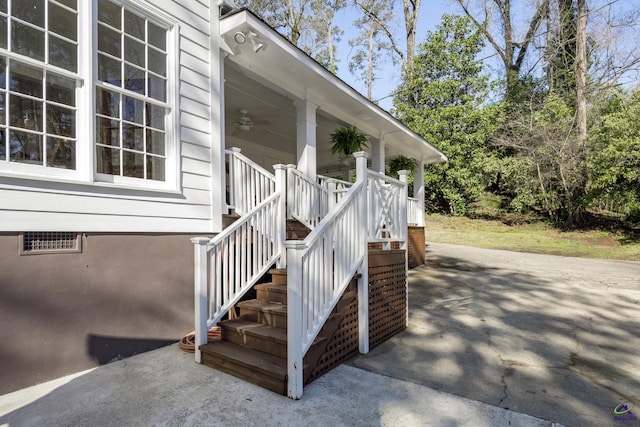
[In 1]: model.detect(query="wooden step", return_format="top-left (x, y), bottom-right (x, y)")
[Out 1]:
top-left (220, 317), bottom-right (289, 357)
top-left (286, 219), bottom-right (311, 240)
top-left (267, 269), bottom-right (287, 285)
top-left (238, 299), bottom-right (287, 328)
top-left (255, 282), bottom-right (287, 303)
top-left (199, 341), bottom-right (287, 395)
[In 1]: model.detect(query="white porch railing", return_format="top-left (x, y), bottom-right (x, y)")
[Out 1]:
top-left (286, 152), bottom-right (371, 399)
top-left (226, 148), bottom-right (276, 214)
top-left (192, 156), bottom-right (283, 363)
top-left (286, 167), bottom-right (333, 229)
top-left (366, 169), bottom-right (409, 247)
top-left (407, 196), bottom-right (421, 226)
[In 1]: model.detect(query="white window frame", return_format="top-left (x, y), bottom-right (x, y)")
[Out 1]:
top-left (0, 0), bottom-right (180, 192)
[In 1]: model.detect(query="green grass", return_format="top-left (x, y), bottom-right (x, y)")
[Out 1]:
top-left (425, 214), bottom-right (640, 261)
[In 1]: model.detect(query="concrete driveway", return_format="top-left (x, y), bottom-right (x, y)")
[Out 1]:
top-left (350, 243), bottom-right (640, 427)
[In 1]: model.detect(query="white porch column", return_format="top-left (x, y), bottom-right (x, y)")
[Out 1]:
top-left (354, 151), bottom-right (369, 355)
top-left (294, 98), bottom-right (318, 181)
top-left (414, 160), bottom-right (425, 226)
top-left (370, 136), bottom-right (386, 173)
top-left (209, 4), bottom-right (225, 232)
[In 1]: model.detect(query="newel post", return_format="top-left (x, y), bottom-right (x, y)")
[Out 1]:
top-left (274, 164), bottom-right (287, 269)
top-left (285, 240), bottom-right (306, 399)
top-left (191, 237), bottom-right (210, 363)
top-left (397, 170), bottom-right (410, 327)
top-left (354, 151), bottom-right (369, 354)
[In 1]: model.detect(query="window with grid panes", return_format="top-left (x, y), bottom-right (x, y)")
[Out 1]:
top-left (0, 0), bottom-right (78, 169)
top-left (0, 0), bottom-right (174, 186)
top-left (95, 0), bottom-right (168, 181)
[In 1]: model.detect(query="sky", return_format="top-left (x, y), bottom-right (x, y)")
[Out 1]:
top-left (333, 0), bottom-right (453, 111)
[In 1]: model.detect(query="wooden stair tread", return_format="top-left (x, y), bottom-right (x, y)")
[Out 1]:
top-left (255, 282), bottom-right (287, 292)
top-left (199, 341), bottom-right (287, 379)
top-left (222, 317), bottom-right (288, 342)
top-left (237, 299), bottom-right (287, 314)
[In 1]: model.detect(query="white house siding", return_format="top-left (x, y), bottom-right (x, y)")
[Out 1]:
top-left (0, 0), bottom-right (219, 234)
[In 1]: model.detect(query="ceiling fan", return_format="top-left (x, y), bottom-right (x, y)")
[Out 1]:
top-left (232, 109), bottom-right (270, 135)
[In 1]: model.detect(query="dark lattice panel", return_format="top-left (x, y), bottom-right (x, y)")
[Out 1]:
top-left (305, 293), bottom-right (359, 384)
top-left (408, 226), bottom-right (426, 268)
top-left (368, 256), bottom-right (407, 349)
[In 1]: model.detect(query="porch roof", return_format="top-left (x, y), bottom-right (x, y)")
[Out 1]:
top-left (219, 8), bottom-right (447, 167)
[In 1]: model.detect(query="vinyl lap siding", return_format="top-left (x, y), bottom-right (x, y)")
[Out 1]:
top-left (0, 1), bottom-right (218, 233)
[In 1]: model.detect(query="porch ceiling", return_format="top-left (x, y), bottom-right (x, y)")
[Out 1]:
top-left (220, 8), bottom-right (447, 172)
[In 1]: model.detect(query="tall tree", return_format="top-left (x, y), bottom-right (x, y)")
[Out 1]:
top-left (455, 0), bottom-right (551, 102)
top-left (353, 0), bottom-right (421, 76)
top-left (575, 0), bottom-right (587, 147)
top-left (394, 14), bottom-right (503, 215)
top-left (349, 0), bottom-right (393, 99)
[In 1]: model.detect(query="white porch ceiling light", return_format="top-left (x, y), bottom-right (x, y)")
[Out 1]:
top-left (231, 30), bottom-right (264, 53)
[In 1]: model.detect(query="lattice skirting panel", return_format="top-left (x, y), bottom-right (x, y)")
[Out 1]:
top-left (305, 250), bottom-right (408, 383)
top-left (407, 226), bottom-right (426, 268)
top-left (368, 250), bottom-right (407, 349)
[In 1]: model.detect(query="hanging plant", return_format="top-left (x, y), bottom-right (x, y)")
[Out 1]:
top-left (329, 126), bottom-right (369, 158)
top-left (387, 155), bottom-right (417, 178)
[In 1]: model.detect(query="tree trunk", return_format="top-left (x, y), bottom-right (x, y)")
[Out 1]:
top-left (576, 0), bottom-right (588, 147)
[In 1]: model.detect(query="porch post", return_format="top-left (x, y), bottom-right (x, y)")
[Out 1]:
top-left (415, 160), bottom-right (425, 226)
top-left (397, 170), bottom-right (410, 327)
top-left (209, 4), bottom-right (225, 232)
top-left (286, 240), bottom-right (307, 399)
top-left (274, 165), bottom-right (287, 269)
top-left (191, 237), bottom-right (210, 363)
top-left (294, 98), bottom-right (318, 181)
top-left (354, 151), bottom-right (369, 354)
top-left (370, 136), bottom-right (386, 173)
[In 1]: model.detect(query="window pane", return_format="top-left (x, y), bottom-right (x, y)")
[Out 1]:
top-left (123, 123), bottom-right (143, 150)
top-left (49, 35), bottom-right (77, 72)
top-left (47, 104), bottom-right (75, 137)
top-left (123, 95), bottom-right (143, 124)
top-left (148, 75), bottom-right (165, 102)
top-left (96, 117), bottom-right (118, 146)
top-left (55, 0), bottom-right (77, 10)
top-left (49, 3), bottom-right (77, 41)
top-left (97, 145), bottom-right (120, 174)
top-left (148, 22), bottom-right (165, 51)
top-left (0, 129), bottom-right (5, 160)
top-left (123, 64), bottom-right (144, 94)
top-left (47, 74), bottom-right (75, 106)
top-left (13, 0), bottom-right (45, 28)
top-left (124, 36), bottom-right (144, 68)
top-left (96, 87), bottom-right (119, 117)
top-left (0, 16), bottom-right (7, 50)
top-left (10, 130), bottom-right (42, 164)
top-left (10, 62), bottom-right (43, 97)
top-left (147, 155), bottom-right (164, 181)
top-left (146, 129), bottom-right (164, 155)
top-left (124, 10), bottom-right (144, 40)
top-left (0, 57), bottom-right (5, 90)
top-left (46, 136), bottom-right (75, 169)
top-left (10, 95), bottom-right (43, 131)
top-left (146, 104), bottom-right (164, 130)
top-left (98, 0), bottom-right (120, 28)
top-left (123, 150), bottom-right (143, 178)
top-left (12, 21), bottom-right (45, 61)
top-left (0, 91), bottom-right (5, 125)
top-left (98, 54), bottom-right (121, 86)
top-left (98, 24), bottom-right (121, 57)
top-left (148, 48), bottom-right (166, 77)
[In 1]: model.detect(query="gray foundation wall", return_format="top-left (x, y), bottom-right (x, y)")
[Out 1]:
top-left (0, 233), bottom-right (210, 395)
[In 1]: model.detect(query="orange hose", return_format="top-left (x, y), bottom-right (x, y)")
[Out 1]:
top-left (178, 326), bottom-right (222, 353)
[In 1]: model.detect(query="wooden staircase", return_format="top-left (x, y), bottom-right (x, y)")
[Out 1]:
top-left (199, 220), bottom-right (359, 395)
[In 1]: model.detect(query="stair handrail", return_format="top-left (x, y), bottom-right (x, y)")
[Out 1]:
top-left (191, 190), bottom-right (283, 363)
top-left (226, 148), bottom-right (276, 215)
top-left (286, 152), bottom-right (370, 399)
top-left (317, 175), bottom-right (352, 208)
top-left (286, 167), bottom-right (332, 229)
